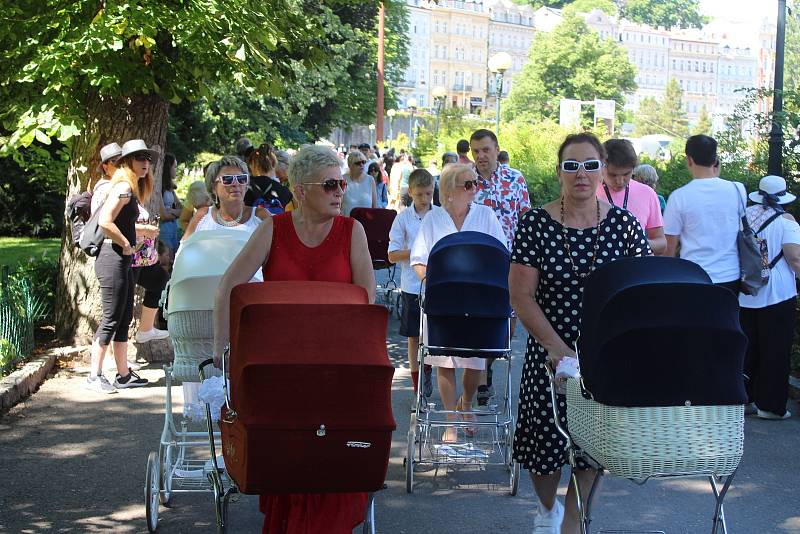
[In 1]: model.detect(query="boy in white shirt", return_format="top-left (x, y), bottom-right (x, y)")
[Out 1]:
top-left (388, 169), bottom-right (441, 398)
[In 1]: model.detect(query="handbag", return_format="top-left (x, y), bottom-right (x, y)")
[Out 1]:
top-left (132, 235), bottom-right (159, 267)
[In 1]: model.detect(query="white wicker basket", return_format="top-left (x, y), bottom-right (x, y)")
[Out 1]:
top-left (566, 378), bottom-right (744, 480)
top-left (168, 310), bottom-right (221, 382)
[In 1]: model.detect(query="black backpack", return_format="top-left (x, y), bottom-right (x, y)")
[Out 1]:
top-left (66, 192), bottom-right (93, 249)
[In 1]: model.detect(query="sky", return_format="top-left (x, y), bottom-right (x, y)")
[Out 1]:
top-left (701, 0), bottom-right (777, 28)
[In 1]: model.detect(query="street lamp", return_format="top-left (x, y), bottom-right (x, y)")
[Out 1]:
top-left (432, 86), bottom-right (447, 137)
top-left (387, 109), bottom-right (396, 143)
top-left (407, 97), bottom-right (418, 148)
top-left (768, 0), bottom-right (786, 176)
top-left (488, 52), bottom-right (513, 135)
top-left (368, 123), bottom-right (376, 146)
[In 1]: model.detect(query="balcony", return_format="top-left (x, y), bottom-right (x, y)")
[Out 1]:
top-left (397, 79), bottom-right (418, 89)
top-left (452, 84), bottom-right (473, 92)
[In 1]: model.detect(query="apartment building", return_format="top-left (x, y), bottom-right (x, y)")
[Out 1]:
top-left (486, 0), bottom-right (536, 100)
top-left (717, 45), bottom-right (758, 122)
top-left (669, 32), bottom-right (720, 120)
top-left (398, 0), bottom-right (433, 109)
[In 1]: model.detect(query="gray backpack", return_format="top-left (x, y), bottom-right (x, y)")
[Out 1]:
top-left (736, 183), bottom-right (783, 295)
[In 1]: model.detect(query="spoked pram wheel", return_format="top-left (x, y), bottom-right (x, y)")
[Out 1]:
top-left (159, 443), bottom-right (173, 505)
top-left (509, 460), bottom-right (520, 496)
top-left (405, 414), bottom-right (416, 493)
top-left (145, 451), bottom-right (160, 532)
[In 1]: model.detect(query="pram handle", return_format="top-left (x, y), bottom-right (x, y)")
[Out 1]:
top-left (198, 358), bottom-right (215, 380)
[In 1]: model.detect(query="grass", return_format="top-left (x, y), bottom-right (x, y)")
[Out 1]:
top-left (0, 237), bottom-right (60, 270)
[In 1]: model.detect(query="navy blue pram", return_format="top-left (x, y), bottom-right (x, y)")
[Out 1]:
top-left (406, 231), bottom-right (520, 495)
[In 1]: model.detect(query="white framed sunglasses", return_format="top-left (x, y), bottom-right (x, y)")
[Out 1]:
top-left (216, 173), bottom-right (250, 186)
top-left (560, 159), bottom-right (604, 173)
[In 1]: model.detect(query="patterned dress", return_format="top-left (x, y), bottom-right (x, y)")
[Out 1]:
top-left (511, 207), bottom-right (651, 474)
top-left (475, 163), bottom-right (532, 249)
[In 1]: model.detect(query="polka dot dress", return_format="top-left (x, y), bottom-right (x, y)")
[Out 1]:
top-left (511, 206), bottom-right (650, 475)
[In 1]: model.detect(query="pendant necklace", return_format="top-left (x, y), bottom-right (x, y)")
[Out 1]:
top-left (560, 197), bottom-right (602, 279)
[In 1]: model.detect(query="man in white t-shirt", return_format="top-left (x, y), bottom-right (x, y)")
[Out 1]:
top-left (663, 135), bottom-right (746, 292)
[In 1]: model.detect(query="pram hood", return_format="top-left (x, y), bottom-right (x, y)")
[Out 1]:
top-left (424, 231), bottom-right (511, 318)
top-left (577, 257), bottom-right (747, 407)
top-left (167, 230), bottom-right (250, 313)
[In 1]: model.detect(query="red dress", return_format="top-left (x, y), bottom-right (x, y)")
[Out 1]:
top-left (260, 212), bottom-right (367, 534)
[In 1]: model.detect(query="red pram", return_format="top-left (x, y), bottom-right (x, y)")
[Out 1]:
top-left (203, 281), bottom-right (395, 533)
top-left (350, 208), bottom-right (400, 314)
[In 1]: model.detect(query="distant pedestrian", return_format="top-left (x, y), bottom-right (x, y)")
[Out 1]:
top-left (498, 150), bottom-right (509, 165)
top-left (342, 150), bottom-right (377, 216)
top-left (159, 153), bottom-right (182, 254)
top-left (632, 163), bottom-right (666, 213)
top-left (456, 139), bottom-right (472, 165)
top-left (368, 162), bottom-right (388, 208)
top-left (663, 135), bottom-right (746, 293)
top-left (739, 175), bottom-right (800, 420)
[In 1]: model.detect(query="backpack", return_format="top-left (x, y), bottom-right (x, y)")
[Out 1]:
top-left (738, 202), bottom-right (784, 296)
top-left (245, 176), bottom-right (293, 215)
top-left (66, 192), bottom-right (93, 249)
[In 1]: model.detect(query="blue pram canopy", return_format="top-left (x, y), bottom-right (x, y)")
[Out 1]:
top-left (578, 257), bottom-right (747, 407)
top-left (423, 231), bottom-right (511, 357)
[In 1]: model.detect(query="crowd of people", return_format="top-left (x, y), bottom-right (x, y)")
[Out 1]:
top-left (81, 127), bottom-right (800, 534)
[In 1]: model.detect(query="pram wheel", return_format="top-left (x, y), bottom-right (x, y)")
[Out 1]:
top-left (406, 415), bottom-right (416, 494)
top-left (145, 451), bottom-right (160, 532)
top-left (158, 443), bottom-right (173, 505)
top-left (509, 460), bottom-right (520, 496)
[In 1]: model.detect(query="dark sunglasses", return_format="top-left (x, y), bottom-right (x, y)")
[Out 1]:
top-left (560, 159), bottom-right (603, 173)
top-left (133, 153), bottom-right (152, 162)
top-left (216, 174), bottom-right (250, 186)
top-left (459, 179), bottom-right (478, 191)
top-left (352, 160), bottom-right (367, 166)
top-left (306, 178), bottom-right (348, 193)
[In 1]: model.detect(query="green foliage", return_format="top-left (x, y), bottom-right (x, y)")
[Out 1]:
top-left (634, 79), bottom-right (688, 137)
top-left (563, 0), bottom-right (618, 17)
top-left (412, 129), bottom-right (437, 169)
top-left (522, 0), bottom-right (706, 28)
top-left (504, 18), bottom-right (636, 124)
top-left (0, 237), bottom-right (61, 269)
top-left (0, 0), bottom-right (408, 156)
top-left (787, 9), bottom-right (800, 91)
top-left (692, 106), bottom-right (713, 136)
top-left (0, 144), bottom-right (69, 237)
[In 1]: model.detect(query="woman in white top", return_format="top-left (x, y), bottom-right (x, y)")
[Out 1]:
top-left (738, 175), bottom-right (800, 420)
top-left (410, 163), bottom-right (506, 441)
top-left (341, 150), bottom-right (377, 216)
top-left (182, 155), bottom-right (268, 282)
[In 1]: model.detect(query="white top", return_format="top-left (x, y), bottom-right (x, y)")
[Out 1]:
top-left (410, 203), bottom-right (507, 268)
top-left (341, 174), bottom-right (373, 216)
top-left (739, 206), bottom-right (800, 308)
top-left (663, 177), bottom-right (746, 283)
top-left (91, 179), bottom-right (112, 215)
top-left (192, 206), bottom-right (263, 282)
top-left (388, 204), bottom-right (442, 294)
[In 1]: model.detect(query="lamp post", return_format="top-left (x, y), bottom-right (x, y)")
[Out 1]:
top-left (488, 52), bottom-right (513, 135)
top-left (432, 86), bottom-right (447, 138)
top-left (387, 109), bottom-right (396, 144)
top-left (368, 123), bottom-right (376, 146)
top-left (768, 0), bottom-right (786, 176)
top-left (407, 97), bottom-right (418, 148)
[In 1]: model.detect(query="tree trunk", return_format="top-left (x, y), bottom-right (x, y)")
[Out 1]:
top-left (56, 93), bottom-right (170, 347)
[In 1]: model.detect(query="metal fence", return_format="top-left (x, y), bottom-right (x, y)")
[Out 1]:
top-left (0, 265), bottom-right (48, 374)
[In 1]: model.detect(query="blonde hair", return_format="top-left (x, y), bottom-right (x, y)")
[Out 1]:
top-left (187, 180), bottom-right (210, 208)
top-left (111, 155), bottom-right (153, 203)
top-left (288, 145), bottom-right (342, 189)
top-left (439, 163), bottom-right (475, 199)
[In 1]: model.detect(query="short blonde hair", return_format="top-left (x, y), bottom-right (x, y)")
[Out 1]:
top-left (288, 145), bottom-right (342, 188)
top-left (439, 163), bottom-right (476, 198)
top-left (633, 164), bottom-right (659, 188)
top-left (347, 150), bottom-right (367, 166)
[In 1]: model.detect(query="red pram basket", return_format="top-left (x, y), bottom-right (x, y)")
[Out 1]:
top-left (350, 208), bottom-right (397, 270)
top-left (220, 281), bottom-right (396, 495)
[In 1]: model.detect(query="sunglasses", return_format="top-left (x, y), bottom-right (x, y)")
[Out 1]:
top-left (458, 179), bottom-right (478, 191)
top-left (216, 174), bottom-right (250, 186)
top-left (133, 153), bottom-right (152, 162)
top-left (560, 160), bottom-right (603, 173)
top-left (352, 160), bottom-right (367, 166)
top-left (306, 178), bottom-right (348, 193)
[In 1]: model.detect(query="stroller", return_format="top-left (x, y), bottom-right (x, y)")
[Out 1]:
top-left (144, 229), bottom-right (250, 532)
top-left (549, 257), bottom-right (747, 534)
top-left (406, 231), bottom-right (520, 495)
top-left (350, 207), bottom-right (401, 315)
top-left (201, 281), bottom-right (396, 533)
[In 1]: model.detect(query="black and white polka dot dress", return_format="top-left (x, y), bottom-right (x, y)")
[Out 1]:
top-left (511, 207), bottom-right (651, 475)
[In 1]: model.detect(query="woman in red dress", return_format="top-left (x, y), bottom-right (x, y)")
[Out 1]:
top-left (213, 145), bottom-right (376, 533)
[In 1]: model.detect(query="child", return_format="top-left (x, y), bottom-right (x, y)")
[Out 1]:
top-left (388, 169), bottom-right (440, 399)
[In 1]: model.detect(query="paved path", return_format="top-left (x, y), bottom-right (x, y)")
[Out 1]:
top-left (1, 307), bottom-right (799, 533)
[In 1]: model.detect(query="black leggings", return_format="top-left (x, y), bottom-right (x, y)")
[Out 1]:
top-left (739, 297), bottom-right (796, 415)
top-left (133, 262), bottom-right (169, 309)
top-left (94, 246), bottom-right (134, 345)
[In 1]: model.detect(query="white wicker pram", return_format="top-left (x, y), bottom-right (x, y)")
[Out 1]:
top-left (549, 257), bottom-right (747, 534)
top-left (144, 229), bottom-right (251, 532)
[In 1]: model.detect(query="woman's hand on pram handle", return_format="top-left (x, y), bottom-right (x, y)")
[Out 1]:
top-left (213, 344), bottom-right (230, 369)
top-left (544, 340), bottom-right (576, 369)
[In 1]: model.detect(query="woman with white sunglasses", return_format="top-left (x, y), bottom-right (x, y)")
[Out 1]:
top-left (509, 133), bottom-right (651, 534)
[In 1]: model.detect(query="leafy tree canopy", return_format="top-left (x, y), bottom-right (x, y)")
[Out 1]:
top-left (634, 78), bottom-right (689, 137)
top-left (522, 0), bottom-right (707, 29)
top-left (0, 0), bottom-right (408, 155)
top-left (503, 17), bottom-right (636, 124)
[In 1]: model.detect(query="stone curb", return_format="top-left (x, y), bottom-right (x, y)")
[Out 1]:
top-left (0, 346), bottom-right (85, 413)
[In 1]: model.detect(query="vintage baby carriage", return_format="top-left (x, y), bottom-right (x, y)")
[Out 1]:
top-left (201, 281), bottom-right (396, 533)
top-left (144, 229), bottom-right (250, 532)
top-left (549, 256), bottom-right (747, 534)
top-left (350, 207), bottom-right (401, 315)
top-left (405, 231), bottom-right (520, 495)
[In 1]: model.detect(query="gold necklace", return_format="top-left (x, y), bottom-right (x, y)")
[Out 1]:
top-left (560, 197), bottom-right (601, 279)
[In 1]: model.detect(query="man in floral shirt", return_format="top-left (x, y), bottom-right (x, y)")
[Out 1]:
top-left (470, 128), bottom-right (531, 405)
top-left (470, 129), bottom-right (531, 249)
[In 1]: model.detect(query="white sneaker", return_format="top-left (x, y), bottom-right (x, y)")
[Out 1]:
top-left (757, 409), bottom-right (791, 420)
top-left (85, 374), bottom-right (117, 394)
top-left (533, 499), bottom-right (564, 534)
top-left (135, 328), bottom-right (169, 343)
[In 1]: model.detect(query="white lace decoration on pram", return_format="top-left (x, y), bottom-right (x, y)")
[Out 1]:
top-left (183, 376), bottom-right (226, 422)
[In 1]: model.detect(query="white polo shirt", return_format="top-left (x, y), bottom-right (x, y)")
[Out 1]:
top-left (663, 177), bottom-right (746, 283)
top-left (388, 204), bottom-right (441, 294)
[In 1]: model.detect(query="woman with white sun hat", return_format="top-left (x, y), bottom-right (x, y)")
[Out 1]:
top-left (739, 174), bottom-right (800, 420)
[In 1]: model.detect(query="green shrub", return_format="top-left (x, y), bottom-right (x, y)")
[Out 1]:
top-left (8, 253), bottom-right (58, 323)
top-left (0, 270), bottom-right (48, 375)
